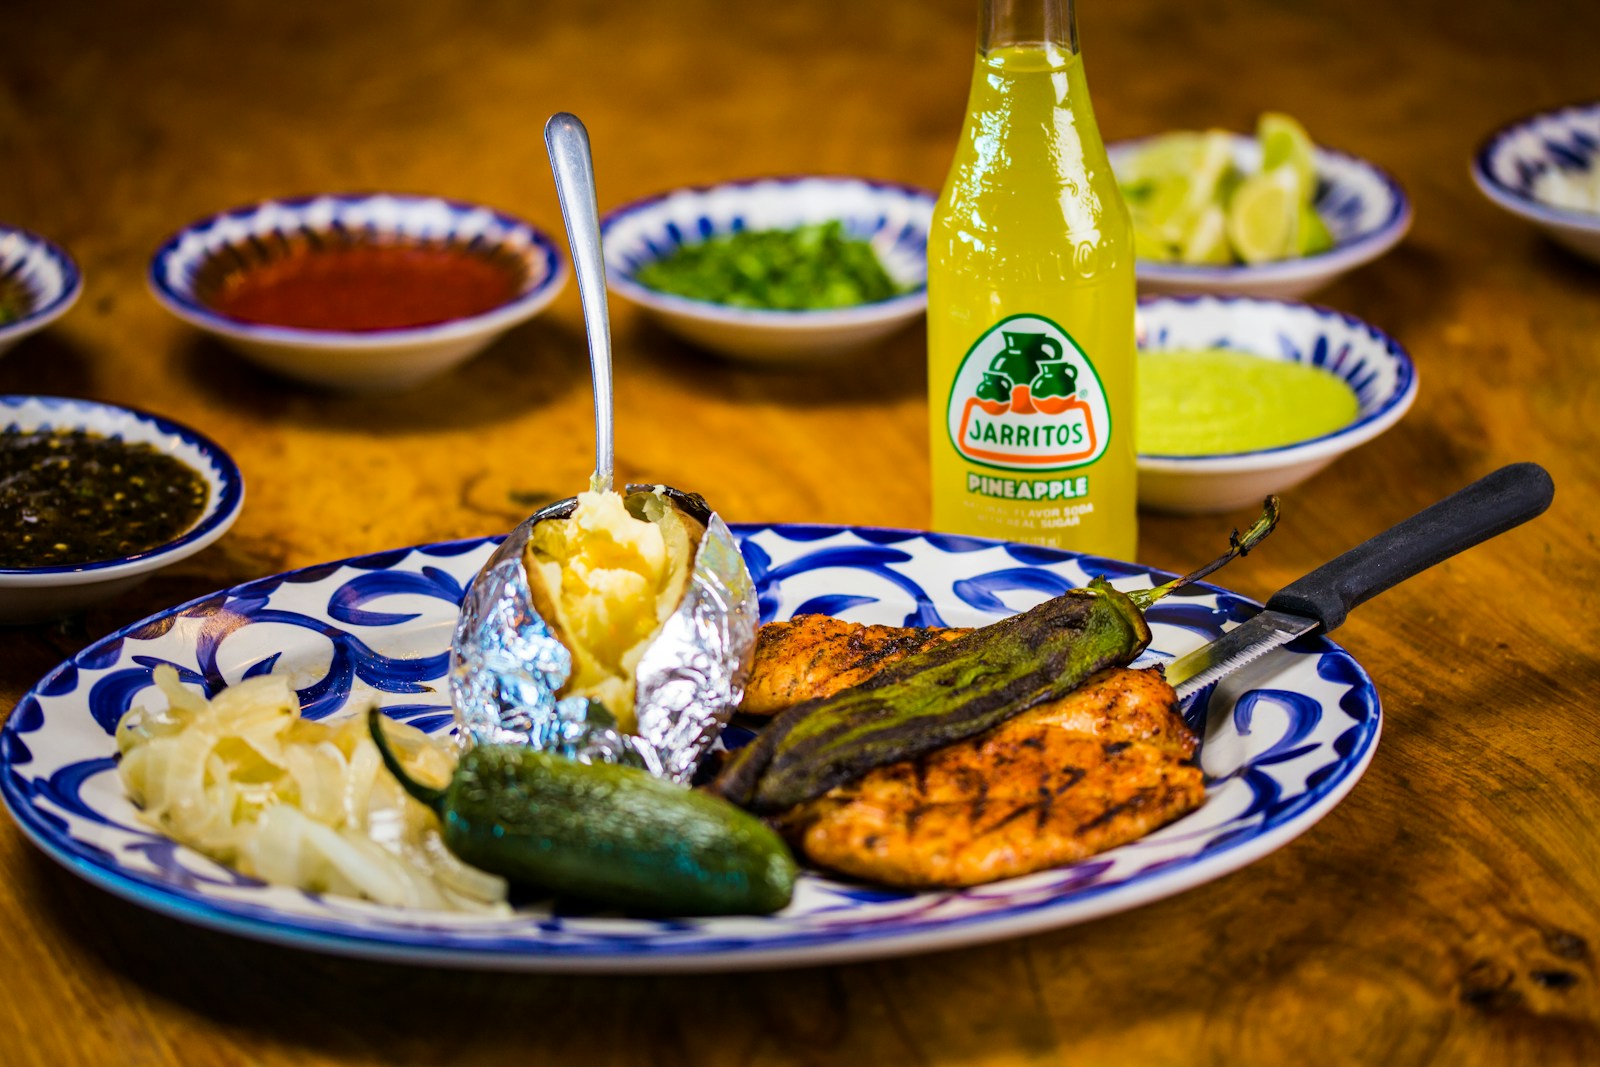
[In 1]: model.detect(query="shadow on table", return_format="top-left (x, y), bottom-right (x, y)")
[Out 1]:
top-left (172, 317), bottom-right (588, 436)
top-left (1528, 234), bottom-right (1600, 281)
top-left (1318, 240), bottom-right (1452, 343)
top-left (625, 316), bottom-right (929, 410)
top-left (0, 331), bottom-right (95, 397)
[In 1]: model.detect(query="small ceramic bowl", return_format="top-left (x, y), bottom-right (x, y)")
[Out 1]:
top-left (0, 395), bottom-right (245, 623)
top-left (0, 225), bottom-right (83, 358)
top-left (149, 193), bottom-right (567, 391)
top-left (1471, 101), bottom-right (1600, 264)
top-left (1136, 295), bottom-right (1417, 514)
top-left (1108, 135), bottom-right (1412, 300)
top-left (600, 176), bottom-right (935, 362)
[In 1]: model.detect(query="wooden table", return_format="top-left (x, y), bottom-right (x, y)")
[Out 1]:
top-left (3, 0), bottom-right (1596, 1062)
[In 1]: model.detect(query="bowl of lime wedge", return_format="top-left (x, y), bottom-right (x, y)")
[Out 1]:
top-left (1109, 114), bottom-right (1411, 300)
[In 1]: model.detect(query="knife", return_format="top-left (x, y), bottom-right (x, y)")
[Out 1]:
top-left (1164, 462), bottom-right (1555, 701)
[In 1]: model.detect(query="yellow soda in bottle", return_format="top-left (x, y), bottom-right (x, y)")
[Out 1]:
top-left (927, 0), bottom-right (1137, 558)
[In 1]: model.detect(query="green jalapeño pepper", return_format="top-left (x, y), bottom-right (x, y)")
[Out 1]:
top-left (368, 711), bottom-right (797, 916)
top-left (712, 499), bottom-right (1280, 814)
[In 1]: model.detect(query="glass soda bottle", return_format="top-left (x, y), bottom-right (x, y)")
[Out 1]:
top-left (926, 0), bottom-right (1137, 558)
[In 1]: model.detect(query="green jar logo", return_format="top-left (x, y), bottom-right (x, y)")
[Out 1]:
top-left (946, 314), bottom-right (1110, 471)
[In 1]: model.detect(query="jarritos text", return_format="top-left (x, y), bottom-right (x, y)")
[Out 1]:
top-left (946, 314), bottom-right (1111, 472)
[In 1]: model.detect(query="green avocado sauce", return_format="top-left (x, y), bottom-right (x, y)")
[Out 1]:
top-left (1137, 348), bottom-right (1360, 456)
top-left (634, 220), bottom-right (905, 310)
top-left (1, 429), bottom-right (209, 568)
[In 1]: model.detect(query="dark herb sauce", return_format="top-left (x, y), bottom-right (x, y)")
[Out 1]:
top-left (1, 429), bottom-right (209, 568)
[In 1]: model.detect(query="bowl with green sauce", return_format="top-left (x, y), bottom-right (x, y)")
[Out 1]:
top-left (0, 225), bottom-right (83, 357)
top-left (1135, 296), bottom-right (1417, 513)
top-left (600, 176), bottom-right (934, 361)
top-left (0, 396), bottom-right (244, 623)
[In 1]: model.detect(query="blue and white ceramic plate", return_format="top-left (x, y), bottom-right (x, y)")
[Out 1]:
top-left (1136, 295), bottom-right (1417, 514)
top-left (0, 224), bottom-right (83, 357)
top-left (601, 176), bottom-right (935, 362)
top-left (1108, 135), bottom-right (1411, 300)
top-left (1472, 101), bottom-right (1600, 264)
top-left (1, 526), bottom-right (1380, 972)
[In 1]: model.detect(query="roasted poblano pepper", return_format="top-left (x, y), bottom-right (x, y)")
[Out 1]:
top-left (368, 711), bottom-right (797, 916)
top-left (712, 500), bottom-right (1280, 814)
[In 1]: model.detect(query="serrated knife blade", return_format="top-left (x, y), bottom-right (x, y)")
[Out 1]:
top-left (1165, 609), bottom-right (1320, 702)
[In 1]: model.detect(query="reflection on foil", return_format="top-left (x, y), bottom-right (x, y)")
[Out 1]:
top-left (448, 489), bottom-right (756, 784)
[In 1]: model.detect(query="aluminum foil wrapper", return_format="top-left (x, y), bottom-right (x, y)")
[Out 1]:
top-left (449, 486), bottom-right (757, 784)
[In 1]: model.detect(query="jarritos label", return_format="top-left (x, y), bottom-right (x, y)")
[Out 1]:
top-left (946, 314), bottom-right (1111, 472)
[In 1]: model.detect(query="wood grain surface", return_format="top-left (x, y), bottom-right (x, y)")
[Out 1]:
top-left (2, 0), bottom-right (1597, 1063)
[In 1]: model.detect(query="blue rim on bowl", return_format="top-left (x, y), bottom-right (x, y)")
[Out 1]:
top-left (1135, 294), bottom-right (1418, 470)
top-left (147, 193), bottom-right (568, 349)
top-left (0, 395), bottom-right (245, 584)
top-left (600, 175), bottom-right (935, 326)
top-left (1108, 135), bottom-right (1413, 287)
top-left (1471, 100), bottom-right (1600, 231)
top-left (0, 225), bottom-right (84, 349)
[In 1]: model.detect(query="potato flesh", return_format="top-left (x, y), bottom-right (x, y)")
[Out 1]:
top-left (527, 489), bottom-right (697, 732)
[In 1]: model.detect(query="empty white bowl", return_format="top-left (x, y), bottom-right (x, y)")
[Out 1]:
top-left (0, 225), bottom-right (83, 358)
top-left (600, 176), bottom-right (934, 362)
top-left (149, 194), bottom-right (567, 391)
top-left (1136, 296), bottom-right (1417, 514)
top-left (1472, 101), bottom-right (1600, 264)
top-left (0, 395), bottom-right (245, 623)
top-left (1108, 135), bottom-right (1412, 300)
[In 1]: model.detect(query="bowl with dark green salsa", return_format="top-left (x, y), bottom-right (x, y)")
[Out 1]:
top-left (0, 225), bottom-right (83, 357)
top-left (600, 177), bottom-right (934, 362)
top-left (0, 396), bottom-right (244, 623)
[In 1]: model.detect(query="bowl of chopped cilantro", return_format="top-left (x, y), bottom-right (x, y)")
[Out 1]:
top-left (601, 176), bottom-right (934, 361)
top-left (0, 224), bottom-right (83, 357)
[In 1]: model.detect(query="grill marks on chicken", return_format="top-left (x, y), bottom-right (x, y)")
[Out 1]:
top-left (778, 666), bottom-right (1203, 888)
top-left (739, 614), bottom-right (1205, 888)
top-left (740, 615), bottom-right (966, 716)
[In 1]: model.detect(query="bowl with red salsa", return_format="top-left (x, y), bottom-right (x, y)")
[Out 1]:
top-left (149, 194), bottom-right (567, 390)
top-left (0, 395), bottom-right (244, 623)
top-left (0, 224), bottom-right (83, 357)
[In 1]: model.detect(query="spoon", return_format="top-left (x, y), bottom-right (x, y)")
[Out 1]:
top-left (464, 113), bottom-right (716, 583)
top-left (545, 112), bottom-right (614, 493)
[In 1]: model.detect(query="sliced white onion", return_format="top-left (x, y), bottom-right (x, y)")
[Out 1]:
top-left (118, 665), bottom-right (508, 914)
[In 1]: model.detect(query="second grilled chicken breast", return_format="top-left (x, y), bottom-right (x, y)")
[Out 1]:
top-left (775, 666), bottom-right (1204, 888)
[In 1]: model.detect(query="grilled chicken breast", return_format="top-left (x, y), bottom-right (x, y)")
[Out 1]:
top-left (774, 666), bottom-right (1204, 888)
top-left (741, 615), bottom-right (965, 716)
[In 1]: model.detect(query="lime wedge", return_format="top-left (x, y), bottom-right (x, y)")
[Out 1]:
top-left (1133, 225), bottom-right (1179, 262)
top-left (1226, 165), bottom-right (1301, 264)
top-left (1183, 131), bottom-right (1236, 218)
top-left (1141, 174), bottom-right (1197, 242)
top-left (1259, 112), bottom-right (1317, 203)
top-left (1180, 205), bottom-right (1232, 265)
top-left (1120, 132), bottom-right (1205, 185)
top-left (1297, 203), bottom-right (1334, 255)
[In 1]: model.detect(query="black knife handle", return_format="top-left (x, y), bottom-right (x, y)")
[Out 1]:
top-left (1264, 462), bottom-right (1555, 633)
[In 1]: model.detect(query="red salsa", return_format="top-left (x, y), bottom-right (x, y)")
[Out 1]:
top-left (201, 240), bottom-right (525, 332)
top-left (1, 429), bottom-right (209, 568)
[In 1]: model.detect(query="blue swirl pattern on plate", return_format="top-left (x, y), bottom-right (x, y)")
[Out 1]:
top-left (0, 526), bottom-right (1381, 972)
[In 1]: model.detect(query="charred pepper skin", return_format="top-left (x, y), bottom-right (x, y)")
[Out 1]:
top-left (712, 580), bottom-right (1152, 813)
top-left (710, 499), bottom-right (1280, 815)
top-left (368, 711), bottom-right (797, 916)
